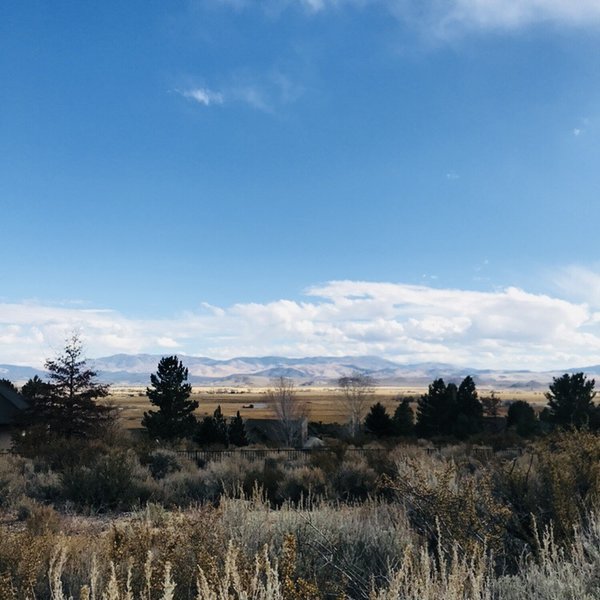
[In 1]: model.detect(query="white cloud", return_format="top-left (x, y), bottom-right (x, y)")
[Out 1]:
top-left (180, 87), bottom-right (224, 106)
top-left (3, 279), bottom-right (600, 370)
top-left (177, 71), bottom-right (302, 113)
top-left (156, 337), bottom-right (180, 348)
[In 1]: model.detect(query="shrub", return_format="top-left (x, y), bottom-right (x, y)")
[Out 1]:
top-left (277, 466), bottom-right (327, 503)
top-left (497, 430), bottom-right (600, 546)
top-left (0, 455), bottom-right (27, 507)
top-left (0, 531), bottom-right (55, 598)
top-left (388, 454), bottom-right (511, 561)
top-left (329, 456), bottom-right (378, 501)
top-left (61, 449), bottom-right (155, 511)
top-left (220, 494), bottom-right (414, 598)
top-left (16, 498), bottom-right (62, 535)
top-left (146, 448), bottom-right (182, 480)
top-left (155, 468), bottom-right (206, 505)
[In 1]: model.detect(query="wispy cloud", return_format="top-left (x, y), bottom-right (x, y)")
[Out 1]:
top-left (437, 0), bottom-right (600, 31)
top-left (179, 87), bottom-right (224, 106)
top-left (3, 278), bottom-right (600, 370)
top-left (572, 118), bottom-right (591, 137)
top-left (207, 0), bottom-right (600, 35)
top-left (176, 71), bottom-right (302, 113)
top-left (553, 265), bottom-right (600, 307)
top-left (233, 85), bottom-right (272, 112)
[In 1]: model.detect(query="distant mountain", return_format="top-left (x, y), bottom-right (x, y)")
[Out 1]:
top-left (3, 354), bottom-right (600, 389)
top-left (0, 364), bottom-right (45, 382)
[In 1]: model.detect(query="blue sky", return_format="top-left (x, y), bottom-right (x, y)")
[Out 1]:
top-left (3, 0), bottom-right (600, 368)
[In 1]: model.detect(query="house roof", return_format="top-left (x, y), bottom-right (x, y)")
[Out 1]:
top-left (0, 383), bottom-right (29, 411)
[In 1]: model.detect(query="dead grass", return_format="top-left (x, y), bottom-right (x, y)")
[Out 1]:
top-left (106, 386), bottom-right (546, 429)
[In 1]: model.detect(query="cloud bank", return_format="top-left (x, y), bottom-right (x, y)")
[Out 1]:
top-left (2, 278), bottom-right (600, 370)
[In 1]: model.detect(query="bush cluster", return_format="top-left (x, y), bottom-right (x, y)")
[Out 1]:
top-left (2, 430), bottom-right (600, 598)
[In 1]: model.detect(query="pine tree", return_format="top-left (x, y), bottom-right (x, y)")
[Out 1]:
top-left (142, 355), bottom-right (198, 440)
top-left (507, 400), bottom-right (538, 437)
top-left (545, 372), bottom-right (597, 429)
top-left (364, 402), bottom-right (393, 437)
top-left (392, 398), bottom-right (414, 436)
top-left (212, 405), bottom-right (229, 446)
top-left (196, 406), bottom-right (229, 447)
top-left (454, 376), bottom-right (483, 438)
top-left (20, 375), bottom-right (52, 403)
top-left (228, 411), bottom-right (248, 446)
top-left (17, 335), bottom-right (112, 440)
top-left (416, 379), bottom-right (457, 438)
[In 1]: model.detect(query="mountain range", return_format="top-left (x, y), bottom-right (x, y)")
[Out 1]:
top-left (2, 354), bottom-right (600, 390)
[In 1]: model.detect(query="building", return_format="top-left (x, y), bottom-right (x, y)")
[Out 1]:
top-left (0, 383), bottom-right (28, 425)
top-left (244, 417), bottom-right (308, 447)
top-left (0, 383), bottom-right (28, 450)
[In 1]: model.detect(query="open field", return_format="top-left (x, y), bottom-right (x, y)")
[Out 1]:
top-left (107, 386), bottom-right (547, 428)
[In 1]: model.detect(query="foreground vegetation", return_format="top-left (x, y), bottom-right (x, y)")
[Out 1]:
top-left (2, 429), bottom-right (600, 598)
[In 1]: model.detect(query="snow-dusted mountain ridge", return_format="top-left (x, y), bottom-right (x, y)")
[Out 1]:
top-left (3, 354), bottom-right (600, 389)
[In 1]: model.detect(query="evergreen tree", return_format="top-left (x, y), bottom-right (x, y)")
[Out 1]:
top-left (444, 383), bottom-right (459, 434)
top-left (142, 356), bottom-right (198, 440)
top-left (17, 335), bottom-right (112, 441)
top-left (364, 402), bottom-right (393, 437)
top-left (228, 411), bottom-right (248, 446)
top-left (545, 372), bottom-right (597, 429)
top-left (416, 379), bottom-right (456, 438)
top-left (507, 400), bottom-right (538, 437)
top-left (454, 376), bottom-right (483, 438)
top-left (212, 405), bottom-right (228, 446)
top-left (196, 406), bottom-right (229, 447)
top-left (20, 375), bottom-right (52, 403)
top-left (195, 415), bottom-right (216, 446)
top-left (17, 375), bottom-right (53, 440)
top-left (392, 398), bottom-right (414, 436)
top-left (416, 376), bottom-right (483, 439)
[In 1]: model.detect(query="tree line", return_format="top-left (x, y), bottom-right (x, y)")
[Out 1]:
top-left (142, 354), bottom-right (249, 446)
top-left (4, 338), bottom-right (248, 454)
top-left (3, 335), bottom-right (600, 453)
top-left (361, 371), bottom-right (599, 439)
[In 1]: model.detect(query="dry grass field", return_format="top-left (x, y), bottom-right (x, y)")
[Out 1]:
top-left (106, 386), bottom-right (547, 429)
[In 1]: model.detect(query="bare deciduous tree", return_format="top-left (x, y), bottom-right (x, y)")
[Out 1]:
top-left (481, 390), bottom-right (501, 417)
top-left (338, 372), bottom-right (374, 437)
top-left (267, 376), bottom-right (307, 447)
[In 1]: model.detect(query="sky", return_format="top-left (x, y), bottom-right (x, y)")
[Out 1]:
top-left (2, 0), bottom-right (600, 369)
